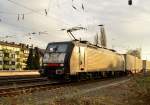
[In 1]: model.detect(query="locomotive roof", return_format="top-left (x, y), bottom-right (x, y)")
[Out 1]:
top-left (48, 40), bottom-right (117, 53)
top-left (72, 40), bottom-right (117, 52)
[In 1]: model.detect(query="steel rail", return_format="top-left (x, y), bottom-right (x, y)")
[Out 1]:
top-left (0, 77), bottom-right (48, 86)
top-left (0, 81), bottom-right (60, 96)
top-left (0, 76), bottom-right (130, 97)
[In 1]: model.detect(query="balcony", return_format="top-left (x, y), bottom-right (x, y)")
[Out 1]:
top-left (4, 57), bottom-right (10, 61)
top-left (3, 50), bottom-right (11, 53)
top-left (0, 65), bottom-right (3, 69)
top-left (3, 65), bottom-right (11, 70)
top-left (11, 58), bottom-right (16, 61)
top-left (15, 51), bottom-right (20, 55)
top-left (16, 58), bottom-right (21, 62)
top-left (11, 65), bottom-right (16, 69)
top-left (3, 65), bottom-right (16, 70)
top-left (4, 57), bottom-right (12, 61)
top-left (3, 56), bottom-right (16, 61)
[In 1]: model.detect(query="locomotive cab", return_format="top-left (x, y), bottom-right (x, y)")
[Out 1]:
top-left (42, 41), bottom-right (74, 79)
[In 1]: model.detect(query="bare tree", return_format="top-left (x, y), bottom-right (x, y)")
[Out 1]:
top-left (126, 48), bottom-right (141, 58)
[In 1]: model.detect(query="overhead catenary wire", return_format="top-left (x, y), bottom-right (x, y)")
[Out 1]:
top-left (0, 17), bottom-right (48, 40)
top-left (17, 14), bottom-right (19, 20)
top-left (0, 10), bottom-right (36, 15)
top-left (0, 34), bottom-right (16, 41)
top-left (1, 14), bottom-right (53, 36)
top-left (7, 0), bottom-right (72, 26)
top-left (82, 3), bottom-right (84, 11)
top-left (71, 0), bottom-right (85, 12)
top-left (5, 0), bottom-right (89, 30)
top-left (44, 9), bottom-right (47, 16)
top-left (1, 0), bottom-right (88, 45)
top-left (0, 9), bottom-right (45, 22)
top-left (0, 16), bottom-right (53, 41)
top-left (0, 0), bottom-right (72, 39)
top-left (4, 0), bottom-right (89, 41)
top-left (7, 0), bottom-right (44, 15)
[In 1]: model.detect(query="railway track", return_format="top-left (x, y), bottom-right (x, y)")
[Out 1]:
top-left (0, 81), bottom-right (60, 97)
top-left (0, 75), bottom-right (130, 97)
top-left (0, 75), bottom-right (40, 80)
top-left (0, 77), bottom-right (48, 86)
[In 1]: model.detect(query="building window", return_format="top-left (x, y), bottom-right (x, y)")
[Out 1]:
top-left (4, 61), bottom-right (9, 65)
top-left (17, 58), bottom-right (20, 62)
top-left (11, 61), bottom-right (15, 65)
top-left (0, 53), bottom-right (3, 57)
top-left (4, 53), bottom-right (9, 57)
top-left (0, 61), bottom-right (2, 65)
top-left (11, 54), bottom-right (15, 58)
top-left (16, 51), bottom-right (19, 55)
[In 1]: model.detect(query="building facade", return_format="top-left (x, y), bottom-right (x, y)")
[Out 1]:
top-left (0, 41), bottom-right (29, 70)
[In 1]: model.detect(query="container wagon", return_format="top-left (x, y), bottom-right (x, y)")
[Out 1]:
top-left (124, 54), bottom-right (142, 74)
top-left (143, 60), bottom-right (150, 72)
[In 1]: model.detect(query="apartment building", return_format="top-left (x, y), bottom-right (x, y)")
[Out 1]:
top-left (0, 41), bottom-right (29, 70)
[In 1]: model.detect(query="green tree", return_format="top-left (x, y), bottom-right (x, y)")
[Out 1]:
top-left (33, 47), bottom-right (40, 69)
top-left (26, 48), bottom-right (34, 70)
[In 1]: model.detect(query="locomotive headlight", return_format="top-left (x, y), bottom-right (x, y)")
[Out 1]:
top-left (60, 64), bottom-right (64, 66)
top-left (43, 63), bottom-right (47, 66)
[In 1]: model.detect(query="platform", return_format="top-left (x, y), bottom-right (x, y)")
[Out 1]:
top-left (0, 70), bottom-right (40, 77)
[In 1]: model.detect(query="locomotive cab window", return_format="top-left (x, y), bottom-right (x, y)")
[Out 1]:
top-left (43, 43), bottom-right (69, 63)
top-left (47, 43), bottom-right (68, 53)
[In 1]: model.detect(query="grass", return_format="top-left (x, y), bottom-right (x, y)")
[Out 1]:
top-left (0, 95), bottom-right (108, 105)
top-left (126, 75), bottom-right (150, 105)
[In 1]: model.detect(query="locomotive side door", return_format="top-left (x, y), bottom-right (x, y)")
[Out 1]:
top-left (79, 46), bottom-right (85, 71)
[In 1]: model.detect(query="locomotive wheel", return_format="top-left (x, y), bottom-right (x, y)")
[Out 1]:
top-left (64, 75), bottom-right (71, 82)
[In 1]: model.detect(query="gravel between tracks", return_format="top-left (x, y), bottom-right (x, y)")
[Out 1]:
top-left (0, 75), bottom-right (150, 105)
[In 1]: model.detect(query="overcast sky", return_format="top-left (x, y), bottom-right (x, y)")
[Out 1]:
top-left (0, 0), bottom-right (150, 59)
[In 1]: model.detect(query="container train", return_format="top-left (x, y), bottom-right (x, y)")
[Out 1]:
top-left (40, 40), bottom-right (150, 80)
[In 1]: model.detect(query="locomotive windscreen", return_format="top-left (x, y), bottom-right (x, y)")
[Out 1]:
top-left (43, 43), bottom-right (68, 63)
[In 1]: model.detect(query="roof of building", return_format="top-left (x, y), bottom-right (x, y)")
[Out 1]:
top-left (0, 41), bottom-right (29, 50)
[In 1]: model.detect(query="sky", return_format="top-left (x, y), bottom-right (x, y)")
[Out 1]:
top-left (0, 0), bottom-right (150, 59)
